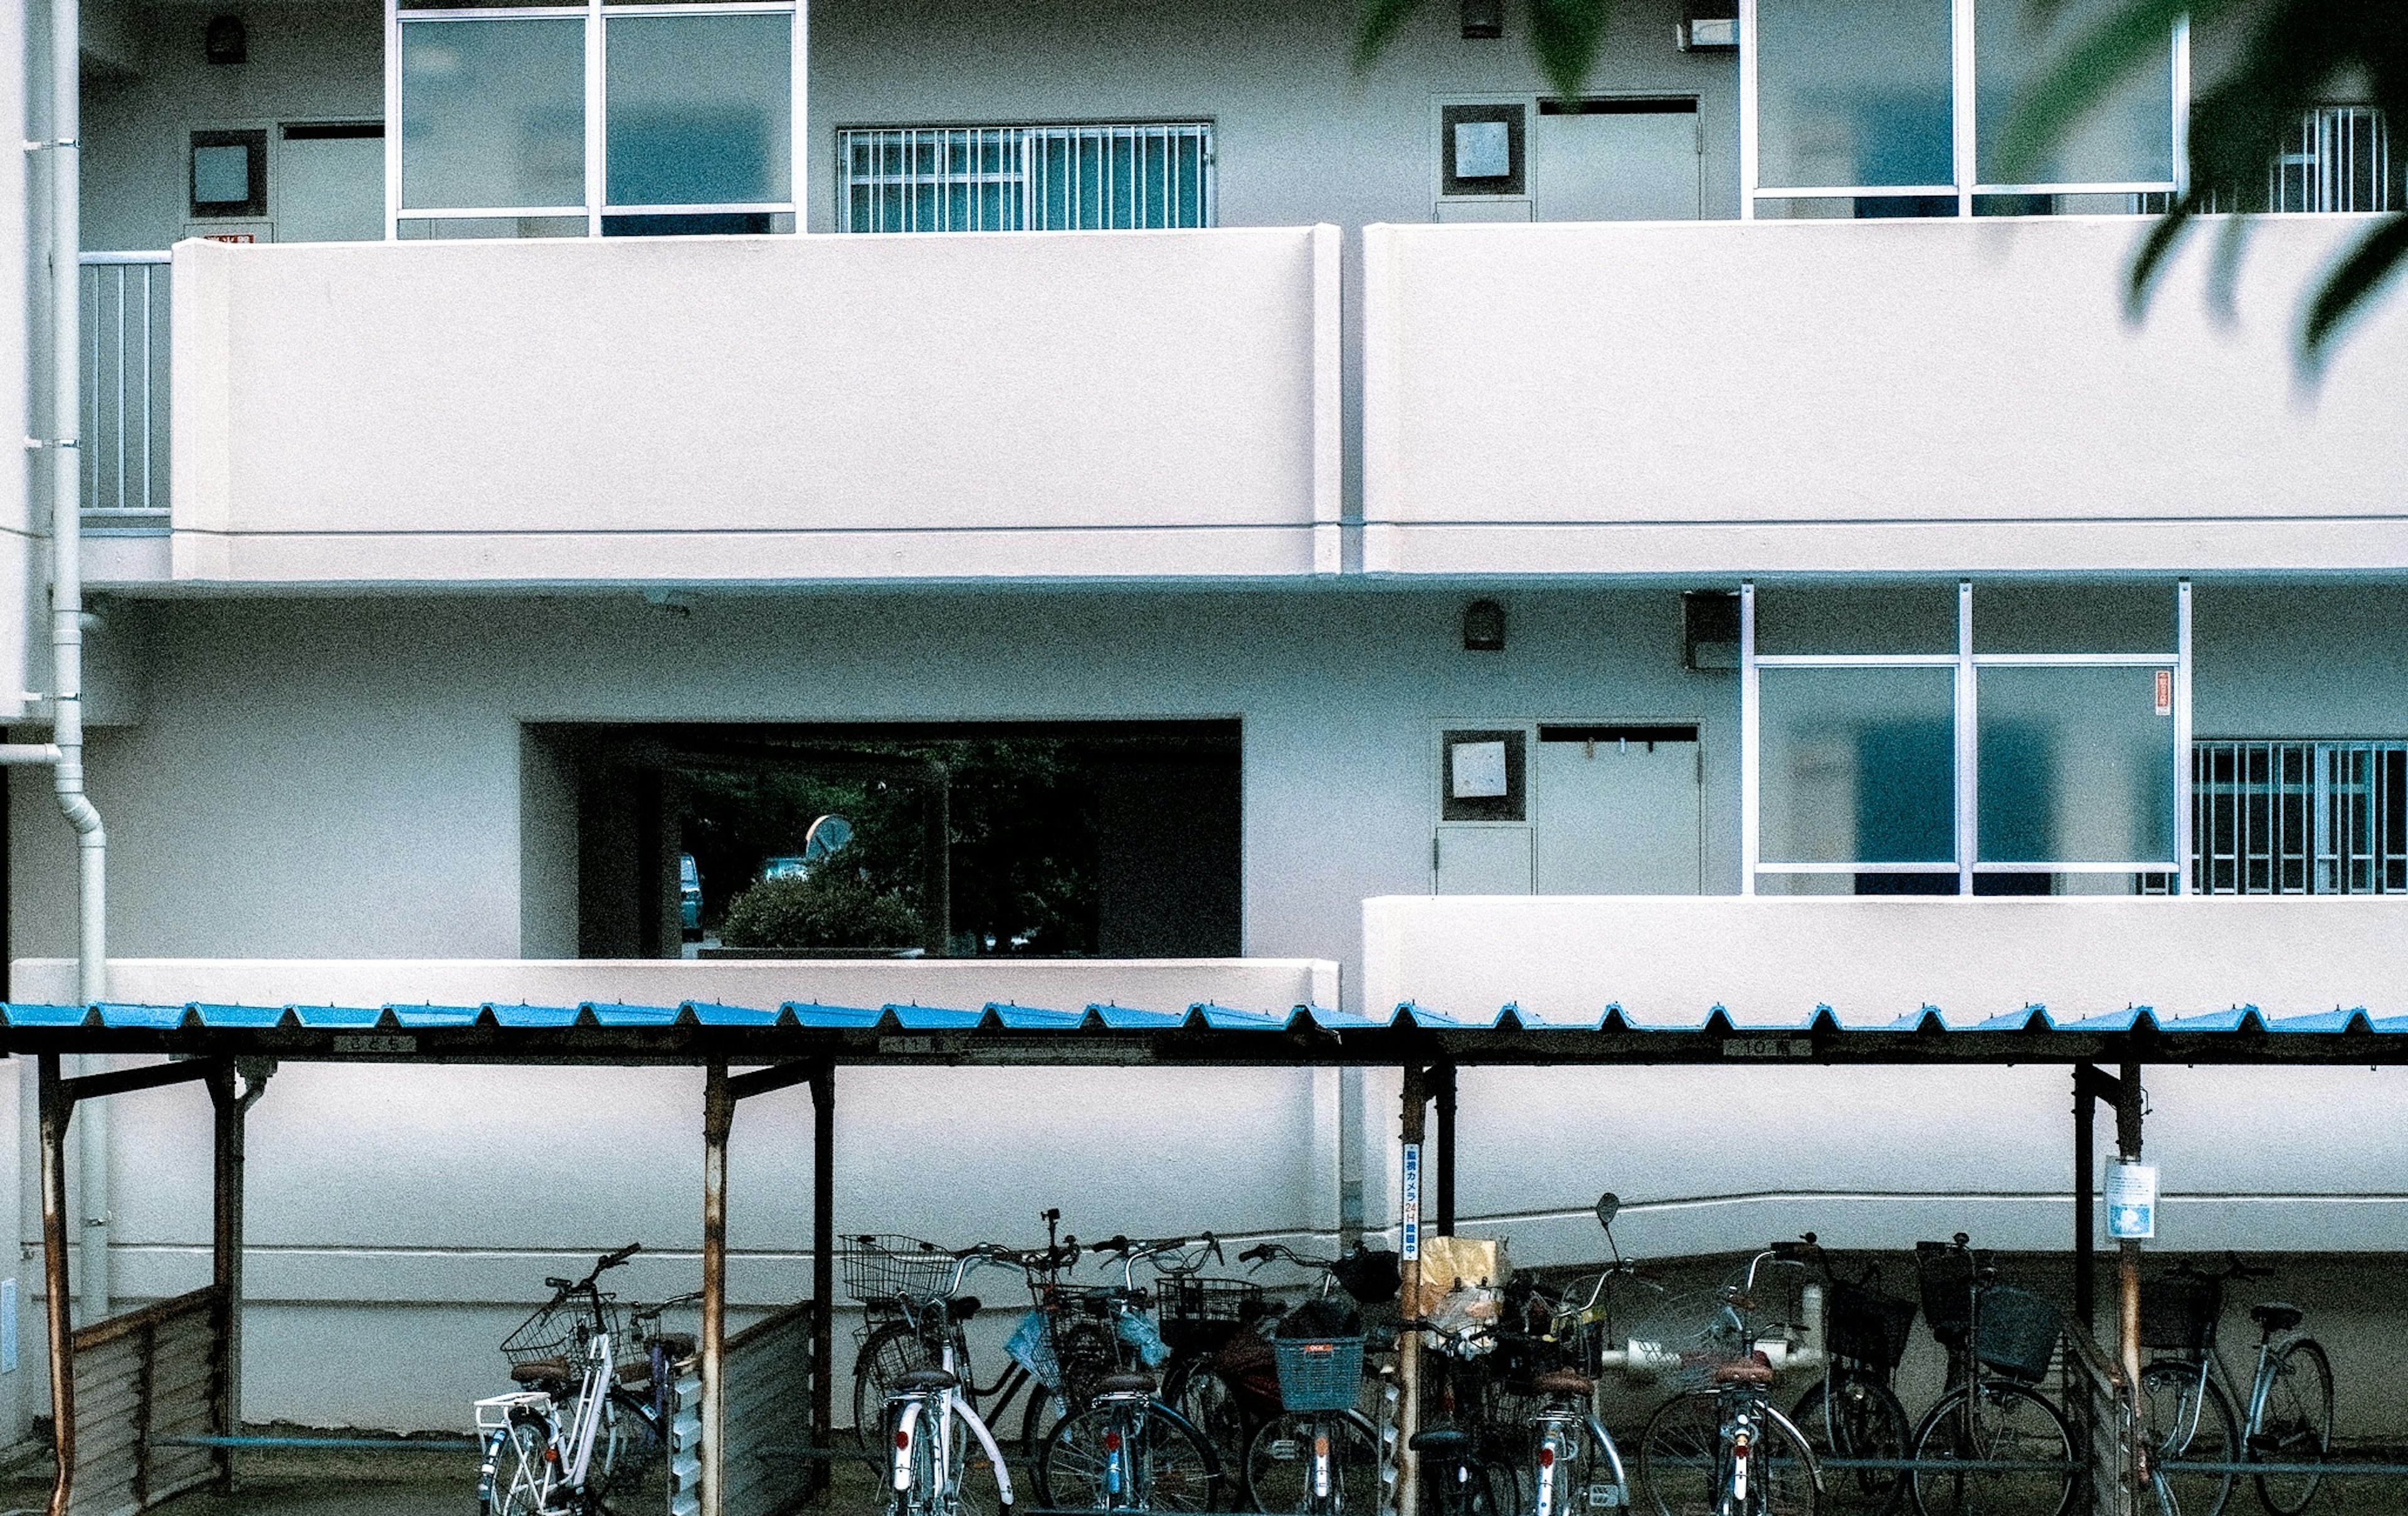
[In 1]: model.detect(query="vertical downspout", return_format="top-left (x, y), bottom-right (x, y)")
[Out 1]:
top-left (46, 0), bottom-right (112, 1328)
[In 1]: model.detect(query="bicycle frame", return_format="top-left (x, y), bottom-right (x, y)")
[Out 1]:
top-left (1532, 1401), bottom-right (1629, 1514)
top-left (888, 1301), bottom-right (1018, 1516)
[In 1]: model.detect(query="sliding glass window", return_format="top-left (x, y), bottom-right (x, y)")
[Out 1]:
top-left (391, 0), bottom-right (801, 238)
top-left (1743, 0), bottom-right (2184, 218)
top-left (1743, 581), bottom-right (2192, 894)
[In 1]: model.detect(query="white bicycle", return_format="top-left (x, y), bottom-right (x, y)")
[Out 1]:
top-left (478, 1244), bottom-right (644, 1516)
top-left (885, 1244), bottom-right (1022, 1516)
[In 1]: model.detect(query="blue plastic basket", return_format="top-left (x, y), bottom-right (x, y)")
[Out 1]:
top-left (1272, 1336), bottom-right (1365, 1413)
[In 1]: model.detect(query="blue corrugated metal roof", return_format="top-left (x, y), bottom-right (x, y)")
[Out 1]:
top-left (6, 997), bottom-right (2401, 1038)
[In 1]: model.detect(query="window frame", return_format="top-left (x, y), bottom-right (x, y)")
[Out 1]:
top-left (1737, 0), bottom-right (2190, 218)
top-left (384, 0), bottom-right (806, 238)
top-left (1740, 579), bottom-right (2194, 894)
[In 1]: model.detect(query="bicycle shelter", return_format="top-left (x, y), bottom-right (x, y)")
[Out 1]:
top-left (8, 978), bottom-right (2408, 1516)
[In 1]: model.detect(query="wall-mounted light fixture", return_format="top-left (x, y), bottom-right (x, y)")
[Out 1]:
top-left (204, 14), bottom-right (247, 65)
top-left (1463, 599), bottom-right (1506, 652)
top-left (1461, 0), bottom-right (1504, 39)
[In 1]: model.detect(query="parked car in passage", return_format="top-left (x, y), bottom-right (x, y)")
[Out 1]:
top-left (679, 853), bottom-right (702, 938)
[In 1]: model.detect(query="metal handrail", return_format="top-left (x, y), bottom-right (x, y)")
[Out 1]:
top-left (78, 250), bottom-right (171, 530)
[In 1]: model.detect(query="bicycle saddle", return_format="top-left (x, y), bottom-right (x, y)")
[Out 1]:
top-left (1533, 1369), bottom-right (1592, 1398)
top-left (510, 1358), bottom-right (571, 1386)
top-left (1410, 1429), bottom-right (1474, 1460)
top-left (953, 1296), bottom-right (983, 1322)
top-left (895, 1367), bottom-right (961, 1392)
top-left (1096, 1371), bottom-right (1157, 1396)
top-left (1711, 1357), bottom-right (1775, 1387)
top-left (2249, 1303), bottom-right (2303, 1335)
top-left (647, 1332), bottom-right (698, 1360)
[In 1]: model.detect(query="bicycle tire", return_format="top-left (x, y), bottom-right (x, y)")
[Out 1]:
top-left (2141, 1359), bottom-right (2237, 1516)
top-left (1635, 1392), bottom-right (1722, 1516)
top-left (855, 1318), bottom-right (966, 1458)
top-left (1244, 1409), bottom-right (1381, 1515)
top-left (2249, 1337), bottom-right (2332, 1516)
top-left (1793, 1371), bottom-right (1910, 1516)
top-left (1037, 1400), bottom-right (1222, 1513)
top-left (1165, 1354), bottom-right (1250, 1471)
top-left (480, 1416), bottom-right (552, 1516)
top-left (1748, 1406), bottom-right (1827, 1516)
top-left (1907, 1381), bottom-right (2076, 1516)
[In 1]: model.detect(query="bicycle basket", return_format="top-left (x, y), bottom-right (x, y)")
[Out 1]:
top-left (1826, 1280), bottom-right (1918, 1372)
top-left (1159, 1276), bottom-right (1265, 1355)
top-left (1973, 1285), bottom-right (2061, 1384)
top-left (843, 1236), bottom-right (956, 1305)
top-left (1272, 1337), bottom-right (1365, 1413)
top-left (1913, 1242), bottom-right (1993, 1338)
top-left (2138, 1272), bottom-right (2222, 1354)
top-left (501, 1295), bottom-right (618, 1376)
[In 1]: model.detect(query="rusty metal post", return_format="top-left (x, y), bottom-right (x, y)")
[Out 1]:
top-left (39, 1055), bottom-right (75, 1516)
top-left (1396, 1064), bottom-right (1428, 1516)
top-left (810, 1062), bottom-right (835, 1500)
top-left (702, 1060), bottom-right (733, 1516)
top-left (209, 1066), bottom-right (248, 1492)
top-left (2114, 1061), bottom-right (2144, 1392)
top-left (2074, 1068), bottom-right (2097, 1333)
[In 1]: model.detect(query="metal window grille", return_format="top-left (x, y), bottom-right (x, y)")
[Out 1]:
top-left (2185, 741), bottom-right (2408, 895)
top-left (2273, 105), bottom-right (2392, 212)
top-left (80, 253), bottom-right (172, 531)
top-left (838, 123), bottom-right (1215, 233)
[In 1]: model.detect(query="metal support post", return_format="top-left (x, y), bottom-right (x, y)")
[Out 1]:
top-left (39, 1054), bottom-right (75, 1516)
top-left (2114, 1061), bottom-right (2144, 1392)
top-left (2073, 1066), bottom-right (2098, 1332)
top-left (1396, 1064), bottom-right (1428, 1516)
top-left (208, 1067), bottom-right (250, 1493)
top-left (810, 1063), bottom-right (835, 1500)
top-left (1432, 1064), bottom-right (1457, 1237)
top-left (922, 761), bottom-right (951, 956)
top-left (701, 1061), bottom-right (733, 1516)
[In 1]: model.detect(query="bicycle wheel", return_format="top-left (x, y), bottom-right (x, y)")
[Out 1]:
top-left (1908, 1381), bottom-right (2076, 1516)
top-left (2141, 1359), bottom-right (2237, 1516)
top-left (480, 1417), bottom-right (552, 1516)
top-left (2250, 1338), bottom-right (2332, 1516)
top-left (1635, 1392), bottom-right (1723, 1516)
top-left (1793, 1372), bottom-right (1909, 1515)
top-left (1245, 1409), bottom-right (1381, 1515)
top-left (1747, 1406), bottom-right (1825, 1516)
top-left (1166, 1355), bottom-right (1250, 1471)
top-left (1040, 1401), bottom-right (1222, 1513)
top-left (857, 1319), bottom-right (961, 1457)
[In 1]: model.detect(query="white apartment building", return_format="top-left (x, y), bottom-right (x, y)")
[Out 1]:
top-left (0, 0), bottom-right (2401, 1443)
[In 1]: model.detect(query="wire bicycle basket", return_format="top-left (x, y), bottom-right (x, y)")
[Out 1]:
top-left (1825, 1278), bottom-right (1918, 1375)
top-left (1158, 1276), bottom-right (1265, 1355)
top-left (1272, 1337), bottom-right (1366, 1413)
top-left (2138, 1271), bottom-right (2222, 1355)
top-left (1622, 1287), bottom-right (1746, 1389)
top-left (501, 1293), bottom-right (619, 1376)
top-left (843, 1235), bottom-right (958, 1305)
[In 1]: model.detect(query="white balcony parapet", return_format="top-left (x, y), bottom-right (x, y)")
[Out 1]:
top-left (1361, 893), bottom-right (2408, 1027)
top-left (166, 228), bottom-right (1343, 586)
top-left (1361, 216), bottom-right (2408, 575)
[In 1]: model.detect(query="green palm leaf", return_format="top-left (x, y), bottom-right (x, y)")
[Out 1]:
top-left (1356, 0), bottom-right (1616, 101)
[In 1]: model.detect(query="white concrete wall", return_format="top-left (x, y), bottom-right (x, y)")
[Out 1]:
top-left (165, 228), bottom-right (1342, 583)
top-left (1363, 215), bottom-right (2408, 573)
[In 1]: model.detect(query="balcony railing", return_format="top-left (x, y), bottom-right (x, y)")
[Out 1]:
top-left (80, 252), bottom-right (171, 531)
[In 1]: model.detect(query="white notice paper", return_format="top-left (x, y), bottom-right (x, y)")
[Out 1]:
top-left (1452, 740), bottom-right (1509, 798)
top-left (2105, 1160), bottom-right (2158, 1240)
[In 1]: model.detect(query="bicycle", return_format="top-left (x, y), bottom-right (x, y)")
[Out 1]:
top-left (477, 1244), bottom-right (687, 1516)
top-left (1903, 1235), bottom-right (2077, 1516)
top-left (1633, 1243), bottom-right (1825, 1516)
top-left (880, 1243), bottom-right (1022, 1516)
top-left (1785, 1238), bottom-right (1915, 1516)
top-left (1033, 1234), bottom-right (1223, 1513)
top-left (2138, 1255), bottom-right (2334, 1516)
top-left (849, 1216), bottom-right (1089, 1467)
top-left (1235, 1241), bottom-right (1402, 1516)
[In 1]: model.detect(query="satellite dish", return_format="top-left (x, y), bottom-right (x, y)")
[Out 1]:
top-left (1595, 1193), bottom-right (1621, 1229)
top-left (803, 814), bottom-right (853, 864)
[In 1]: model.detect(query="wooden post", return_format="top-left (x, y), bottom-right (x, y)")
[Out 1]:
top-left (701, 1061), bottom-right (733, 1516)
top-left (2114, 1061), bottom-right (2144, 1391)
top-left (209, 1066), bottom-right (248, 1492)
top-left (39, 1055), bottom-right (75, 1516)
top-left (810, 1063), bottom-right (835, 1500)
top-left (1396, 1064), bottom-right (1428, 1516)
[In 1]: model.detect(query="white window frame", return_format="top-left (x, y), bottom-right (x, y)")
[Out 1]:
top-left (385, 0), bottom-right (807, 238)
top-left (1736, 0), bottom-right (2189, 218)
top-left (1740, 579), bottom-right (2193, 893)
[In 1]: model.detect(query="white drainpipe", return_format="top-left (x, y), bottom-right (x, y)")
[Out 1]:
top-left (8, 0), bottom-right (112, 1320)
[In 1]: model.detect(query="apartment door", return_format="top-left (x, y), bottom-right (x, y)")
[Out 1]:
top-left (1529, 98), bottom-right (1703, 221)
top-left (277, 123), bottom-right (385, 242)
top-left (1533, 724), bottom-right (1703, 893)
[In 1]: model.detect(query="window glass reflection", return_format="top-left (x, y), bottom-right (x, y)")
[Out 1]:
top-left (399, 19), bottom-right (585, 211)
